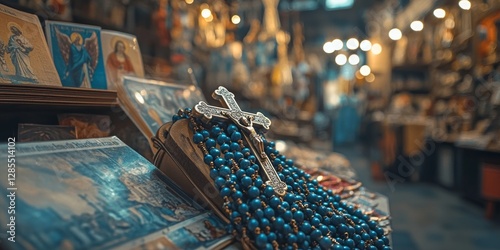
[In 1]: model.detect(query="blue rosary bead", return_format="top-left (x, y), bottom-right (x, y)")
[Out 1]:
top-left (283, 210), bottom-right (293, 222)
top-left (210, 126), bottom-right (221, 137)
top-left (382, 247), bottom-right (392, 250)
top-left (265, 244), bottom-right (273, 250)
top-left (204, 154), bottom-right (213, 165)
top-left (300, 221), bottom-right (312, 234)
top-left (338, 224), bottom-right (348, 234)
top-left (224, 152), bottom-right (234, 160)
top-left (220, 187), bottom-right (231, 197)
top-left (269, 197), bottom-right (280, 208)
top-left (214, 158), bottom-right (225, 168)
top-left (264, 207), bottom-right (275, 219)
top-left (255, 234), bottom-right (267, 248)
top-left (285, 176), bottom-right (295, 185)
top-left (318, 236), bottom-right (332, 249)
top-left (215, 177), bottom-right (225, 188)
top-left (241, 176), bottom-right (253, 188)
top-left (239, 159), bottom-right (251, 169)
top-left (343, 246), bottom-right (350, 250)
top-left (311, 217), bottom-right (321, 227)
top-left (302, 240), bottom-right (310, 249)
top-left (231, 211), bottom-right (241, 220)
top-left (333, 244), bottom-right (343, 250)
top-left (210, 169), bottom-right (218, 179)
top-left (369, 230), bottom-right (378, 239)
top-left (232, 190), bottom-right (243, 199)
top-left (368, 220), bottom-right (378, 230)
top-left (251, 164), bottom-right (259, 171)
top-left (287, 234), bottom-right (297, 244)
top-left (230, 142), bottom-right (240, 151)
top-left (323, 217), bottom-right (331, 226)
top-left (250, 198), bottom-right (262, 210)
top-left (259, 218), bottom-right (270, 228)
top-left (230, 131), bottom-right (242, 142)
top-left (268, 232), bottom-right (277, 242)
top-left (236, 169), bottom-right (246, 179)
top-left (368, 245), bottom-right (377, 250)
top-left (274, 217), bottom-right (285, 229)
top-left (381, 236), bottom-right (389, 245)
top-left (278, 173), bottom-right (285, 181)
top-left (273, 158), bottom-right (281, 166)
top-left (254, 209), bottom-right (264, 219)
top-left (200, 129), bottom-right (210, 138)
top-left (263, 186), bottom-right (274, 197)
top-left (297, 231), bottom-right (306, 243)
top-left (172, 115), bottom-right (181, 122)
top-left (347, 226), bottom-right (355, 236)
top-left (319, 225), bottom-right (329, 235)
top-left (361, 233), bottom-right (370, 241)
top-left (209, 148), bottom-right (220, 158)
top-left (248, 218), bottom-right (259, 231)
top-left (284, 224), bottom-right (292, 234)
top-left (238, 203), bottom-right (249, 214)
top-left (345, 238), bottom-right (355, 248)
top-left (205, 138), bottom-right (216, 149)
top-left (293, 210), bottom-right (304, 223)
top-left (375, 239), bottom-right (385, 248)
top-left (248, 186), bottom-right (260, 198)
top-left (219, 166), bottom-right (231, 177)
top-left (241, 147), bottom-right (251, 155)
top-left (355, 225), bottom-right (363, 234)
top-left (234, 152), bottom-right (244, 161)
top-left (375, 227), bottom-right (385, 237)
top-left (247, 155), bottom-right (257, 163)
top-left (360, 223), bottom-right (370, 231)
top-left (227, 124), bottom-right (238, 134)
top-left (245, 167), bottom-right (255, 177)
top-left (328, 225), bottom-right (336, 235)
top-left (193, 133), bottom-right (203, 143)
top-left (357, 240), bottom-right (365, 250)
top-left (220, 143), bottom-right (230, 152)
top-left (311, 229), bottom-right (322, 240)
top-left (254, 178), bottom-right (263, 188)
top-left (217, 134), bottom-right (228, 145)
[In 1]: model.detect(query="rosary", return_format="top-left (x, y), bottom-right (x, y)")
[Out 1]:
top-left (172, 87), bottom-right (391, 250)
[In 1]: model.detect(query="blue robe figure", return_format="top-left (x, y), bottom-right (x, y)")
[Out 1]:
top-left (66, 40), bottom-right (92, 88)
top-left (54, 29), bottom-right (99, 88)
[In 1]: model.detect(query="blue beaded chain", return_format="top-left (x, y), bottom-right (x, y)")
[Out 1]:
top-left (173, 109), bottom-right (391, 250)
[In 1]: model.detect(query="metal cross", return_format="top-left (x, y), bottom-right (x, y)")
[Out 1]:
top-left (193, 86), bottom-right (287, 196)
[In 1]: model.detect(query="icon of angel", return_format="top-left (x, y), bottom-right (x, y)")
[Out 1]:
top-left (55, 29), bottom-right (99, 88)
top-left (0, 39), bottom-right (8, 74)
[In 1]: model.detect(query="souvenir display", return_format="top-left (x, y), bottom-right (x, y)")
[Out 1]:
top-left (0, 137), bottom-right (232, 250)
top-left (45, 21), bottom-right (107, 89)
top-left (20, 0), bottom-right (72, 21)
top-left (0, 4), bottom-right (61, 86)
top-left (101, 30), bottom-right (144, 90)
top-left (154, 87), bottom-right (392, 250)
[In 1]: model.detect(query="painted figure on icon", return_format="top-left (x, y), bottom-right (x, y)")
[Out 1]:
top-left (6, 23), bottom-right (38, 83)
top-left (55, 29), bottom-right (99, 88)
top-left (106, 39), bottom-right (135, 84)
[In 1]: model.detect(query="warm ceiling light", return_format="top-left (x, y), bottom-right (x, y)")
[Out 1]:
top-left (371, 43), bottom-right (382, 55)
top-left (231, 15), bottom-right (241, 25)
top-left (348, 54), bottom-right (360, 65)
top-left (360, 40), bottom-right (372, 51)
top-left (323, 41), bottom-right (335, 54)
top-left (360, 65), bottom-right (371, 76)
top-left (346, 38), bottom-right (359, 50)
top-left (332, 39), bottom-right (343, 50)
top-left (410, 21), bottom-right (424, 31)
top-left (185, 0), bottom-right (194, 4)
top-left (434, 8), bottom-right (446, 18)
top-left (335, 54), bottom-right (347, 65)
top-left (388, 28), bottom-right (402, 40)
top-left (459, 0), bottom-right (471, 10)
top-left (201, 9), bottom-right (212, 19)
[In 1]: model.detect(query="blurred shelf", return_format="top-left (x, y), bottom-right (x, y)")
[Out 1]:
top-left (392, 63), bottom-right (431, 72)
top-left (393, 88), bottom-right (432, 95)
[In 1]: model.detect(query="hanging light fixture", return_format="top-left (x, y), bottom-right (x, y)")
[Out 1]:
top-left (231, 15), bottom-right (241, 25)
top-left (348, 54), bottom-right (360, 65)
top-left (459, 0), bottom-right (471, 10)
top-left (346, 38), bottom-right (359, 50)
top-left (335, 54), bottom-right (347, 65)
top-left (410, 21), bottom-right (424, 31)
top-left (360, 40), bottom-right (372, 51)
top-left (332, 39), bottom-right (344, 50)
top-left (360, 65), bottom-right (371, 76)
top-left (371, 43), bottom-right (382, 55)
top-left (388, 28), bottom-right (402, 40)
top-left (323, 41), bottom-right (335, 54)
top-left (433, 8), bottom-right (446, 18)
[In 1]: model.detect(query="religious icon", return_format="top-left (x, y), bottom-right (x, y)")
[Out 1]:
top-left (6, 22), bottom-right (38, 83)
top-left (45, 21), bottom-right (107, 89)
top-left (55, 29), bottom-right (99, 88)
top-left (101, 30), bottom-right (144, 89)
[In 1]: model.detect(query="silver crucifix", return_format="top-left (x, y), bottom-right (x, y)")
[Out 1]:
top-left (193, 86), bottom-right (287, 196)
